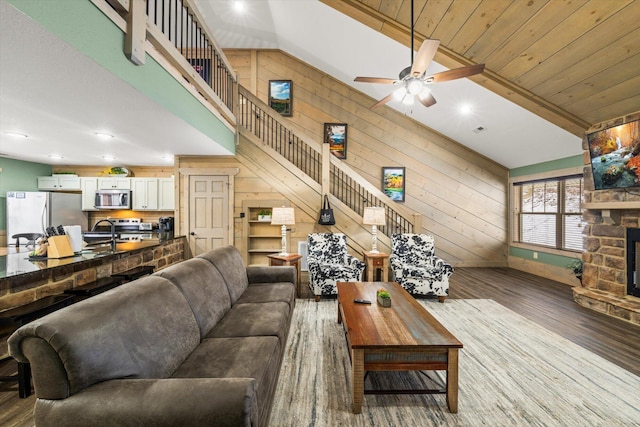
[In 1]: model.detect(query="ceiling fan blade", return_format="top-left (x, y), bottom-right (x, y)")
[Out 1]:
top-left (427, 64), bottom-right (485, 83)
top-left (418, 92), bottom-right (437, 108)
top-left (354, 76), bottom-right (398, 84)
top-left (371, 93), bottom-right (394, 110)
top-left (410, 39), bottom-right (440, 78)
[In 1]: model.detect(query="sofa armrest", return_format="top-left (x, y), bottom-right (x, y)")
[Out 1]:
top-left (34, 378), bottom-right (257, 427)
top-left (345, 254), bottom-right (365, 270)
top-left (247, 265), bottom-right (296, 284)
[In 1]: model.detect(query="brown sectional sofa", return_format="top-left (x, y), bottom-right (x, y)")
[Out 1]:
top-left (8, 245), bottom-right (296, 427)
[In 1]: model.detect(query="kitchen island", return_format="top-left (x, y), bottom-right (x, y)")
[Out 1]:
top-left (0, 236), bottom-right (187, 312)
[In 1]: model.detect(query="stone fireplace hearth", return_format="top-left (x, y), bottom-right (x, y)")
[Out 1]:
top-left (574, 111), bottom-right (640, 326)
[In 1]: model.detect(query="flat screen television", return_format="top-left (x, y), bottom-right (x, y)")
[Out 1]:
top-left (587, 119), bottom-right (640, 190)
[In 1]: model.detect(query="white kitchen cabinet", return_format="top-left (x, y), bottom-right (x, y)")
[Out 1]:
top-left (98, 177), bottom-right (131, 190)
top-left (158, 178), bottom-right (175, 210)
top-left (38, 175), bottom-right (81, 191)
top-left (131, 178), bottom-right (159, 210)
top-left (80, 177), bottom-right (98, 211)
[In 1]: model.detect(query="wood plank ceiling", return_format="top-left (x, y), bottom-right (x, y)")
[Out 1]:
top-left (320, 0), bottom-right (640, 136)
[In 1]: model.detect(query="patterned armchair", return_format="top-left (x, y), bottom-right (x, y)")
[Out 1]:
top-left (307, 233), bottom-right (365, 301)
top-left (390, 233), bottom-right (453, 302)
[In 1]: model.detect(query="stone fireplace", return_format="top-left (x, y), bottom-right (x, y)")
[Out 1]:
top-left (573, 111), bottom-right (640, 325)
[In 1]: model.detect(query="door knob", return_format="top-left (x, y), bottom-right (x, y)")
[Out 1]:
top-left (190, 232), bottom-right (195, 236)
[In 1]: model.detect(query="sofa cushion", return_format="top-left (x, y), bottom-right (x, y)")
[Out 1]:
top-left (8, 276), bottom-right (200, 399)
top-left (207, 302), bottom-right (290, 342)
top-left (172, 336), bottom-right (281, 427)
top-left (235, 283), bottom-right (295, 306)
top-left (156, 257), bottom-right (231, 338)
top-left (197, 246), bottom-right (249, 304)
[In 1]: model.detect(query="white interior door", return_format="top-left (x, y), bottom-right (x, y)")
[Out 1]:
top-left (188, 175), bottom-right (229, 256)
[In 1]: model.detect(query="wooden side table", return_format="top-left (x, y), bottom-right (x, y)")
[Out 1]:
top-left (363, 252), bottom-right (389, 282)
top-left (267, 253), bottom-right (302, 297)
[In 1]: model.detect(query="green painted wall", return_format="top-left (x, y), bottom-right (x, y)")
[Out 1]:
top-left (509, 155), bottom-right (584, 267)
top-left (510, 155), bottom-right (583, 177)
top-left (0, 157), bottom-right (52, 231)
top-left (6, 0), bottom-right (235, 154)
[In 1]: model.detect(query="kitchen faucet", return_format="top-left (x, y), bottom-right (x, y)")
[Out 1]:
top-left (92, 219), bottom-right (117, 251)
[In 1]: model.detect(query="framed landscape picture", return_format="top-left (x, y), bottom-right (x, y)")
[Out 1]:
top-left (324, 123), bottom-right (348, 159)
top-left (269, 80), bottom-right (292, 116)
top-left (382, 167), bottom-right (405, 202)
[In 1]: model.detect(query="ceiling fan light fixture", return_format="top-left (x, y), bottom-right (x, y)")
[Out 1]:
top-left (393, 86), bottom-right (407, 101)
top-left (402, 94), bottom-right (415, 106)
top-left (406, 79), bottom-right (423, 95)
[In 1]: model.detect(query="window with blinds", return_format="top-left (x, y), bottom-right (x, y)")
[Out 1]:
top-left (517, 176), bottom-right (584, 252)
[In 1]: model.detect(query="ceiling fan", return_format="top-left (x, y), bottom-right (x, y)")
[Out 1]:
top-left (354, 0), bottom-right (485, 110)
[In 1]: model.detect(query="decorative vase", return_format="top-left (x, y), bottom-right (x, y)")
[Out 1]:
top-left (377, 295), bottom-right (391, 307)
top-left (258, 215), bottom-right (271, 222)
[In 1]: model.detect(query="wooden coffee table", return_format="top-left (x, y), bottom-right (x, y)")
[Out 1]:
top-left (337, 281), bottom-right (463, 414)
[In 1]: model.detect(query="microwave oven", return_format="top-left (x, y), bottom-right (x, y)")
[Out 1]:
top-left (94, 189), bottom-right (132, 209)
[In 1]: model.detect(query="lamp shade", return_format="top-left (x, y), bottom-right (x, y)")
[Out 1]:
top-left (363, 207), bottom-right (386, 226)
top-left (271, 207), bottom-right (295, 225)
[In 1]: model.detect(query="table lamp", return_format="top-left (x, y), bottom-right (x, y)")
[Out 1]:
top-left (363, 206), bottom-right (386, 253)
top-left (271, 207), bottom-right (295, 255)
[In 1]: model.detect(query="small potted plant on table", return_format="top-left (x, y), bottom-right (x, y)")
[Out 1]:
top-left (377, 288), bottom-right (391, 307)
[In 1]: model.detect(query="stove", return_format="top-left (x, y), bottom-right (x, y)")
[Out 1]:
top-left (90, 218), bottom-right (158, 242)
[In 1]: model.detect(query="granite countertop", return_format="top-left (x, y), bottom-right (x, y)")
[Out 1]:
top-left (0, 238), bottom-right (178, 281)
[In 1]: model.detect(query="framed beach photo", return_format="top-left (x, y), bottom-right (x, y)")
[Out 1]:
top-left (269, 80), bottom-right (292, 116)
top-left (324, 123), bottom-right (348, 159)
top-left (382, 167), bottom-right (405, 202)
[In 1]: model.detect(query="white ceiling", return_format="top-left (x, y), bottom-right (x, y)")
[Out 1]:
top-left (0, 0), bottom-right (582, 170)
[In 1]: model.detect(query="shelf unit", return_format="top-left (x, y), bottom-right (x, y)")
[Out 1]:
top-left (243, 200), bottom-right (290, 266)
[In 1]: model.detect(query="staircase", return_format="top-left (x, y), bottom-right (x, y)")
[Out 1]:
top-left (236, 87), bottom-right (421, 255)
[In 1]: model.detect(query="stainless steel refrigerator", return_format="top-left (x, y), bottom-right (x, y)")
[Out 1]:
top-left (6, 191), bottom-right (88, 246)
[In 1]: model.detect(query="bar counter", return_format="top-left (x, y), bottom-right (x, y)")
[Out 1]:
top-left (0, 236), bottom-right (187, 312)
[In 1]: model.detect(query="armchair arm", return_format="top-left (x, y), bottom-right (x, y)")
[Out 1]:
top-left (34, 378), bottom-right (257, 427)
top-left (247, 265), bottom-right (296, 284)
top-left (431, 257), bottom-right (454, 277)
top-left (345, 254), bottom-right (365, 270)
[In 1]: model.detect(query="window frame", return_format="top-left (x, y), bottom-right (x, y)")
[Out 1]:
top-left (509, 166), bottom-right (584, 257)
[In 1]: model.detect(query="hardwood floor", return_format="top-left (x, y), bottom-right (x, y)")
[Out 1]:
top-left (1, 267), bottom-right (639, 426)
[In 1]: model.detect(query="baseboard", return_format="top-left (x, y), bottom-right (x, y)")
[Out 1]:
top-left (508, 255), bottom-right (578, 286)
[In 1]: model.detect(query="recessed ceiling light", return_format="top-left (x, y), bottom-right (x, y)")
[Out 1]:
top-left (48, 154), bottom-right (64, 160)
top-left (102, 155), bottom-right (116, 161)
top-left (459, 104), bottom-right (473, 115)
top-left (233, 1), bottom-right (246, 13)
top-left (4, 132), bottom-right (28, 138)
top-left (94, 132), bottom-right (114, 140)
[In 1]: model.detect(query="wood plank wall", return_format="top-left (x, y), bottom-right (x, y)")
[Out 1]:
top-left (225, 49), bottom-right (509, 266)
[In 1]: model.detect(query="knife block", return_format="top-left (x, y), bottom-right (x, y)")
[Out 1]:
top-left (47, 235), bottom-right (74, 258)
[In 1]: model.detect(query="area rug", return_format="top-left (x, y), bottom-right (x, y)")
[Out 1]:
top-left (269, 299), bottom-right (640, 426)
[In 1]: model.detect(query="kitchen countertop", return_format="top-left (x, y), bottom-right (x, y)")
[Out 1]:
top-left (0, 237), bottom-right (179, 281)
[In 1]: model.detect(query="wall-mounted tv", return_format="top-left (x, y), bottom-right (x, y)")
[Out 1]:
top-left (587, 119), bottom-right (640, 190)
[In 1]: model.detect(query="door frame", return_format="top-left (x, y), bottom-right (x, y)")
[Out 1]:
top-left (178, 167), bottom-right (239, 255)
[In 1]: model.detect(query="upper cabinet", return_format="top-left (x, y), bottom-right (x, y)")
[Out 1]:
top-left (38, 175), bottom-right (81, 191)
top-left (158, 178), bottom-right (175, 210)
top-left (80, 177), bottom-right (98, 211)
top-left (98, 177), bottom-right (131, 190)
top-left (131, 178), bottom-right (159, 210)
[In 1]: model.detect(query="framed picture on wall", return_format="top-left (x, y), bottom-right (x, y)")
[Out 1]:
top-left (269, 80), bottom-right (292, 116)
top-left (324, 123), bottom-right (348, 159)
top-left (382, 167), bottom-right (406, 202)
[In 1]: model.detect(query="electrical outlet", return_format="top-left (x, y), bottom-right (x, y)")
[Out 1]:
top-left (533, 252), bottom-right (538, 259)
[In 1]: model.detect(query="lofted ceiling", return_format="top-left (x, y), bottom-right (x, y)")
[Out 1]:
top-left (326, 0), bottom-right (640, 134)
top-left (1, 0), bottom-right (638, 170)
